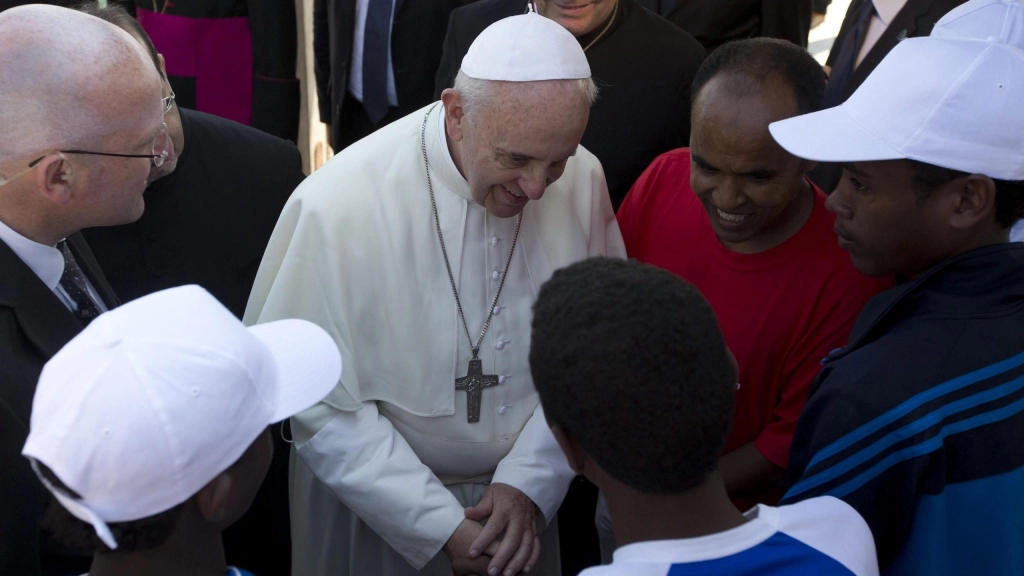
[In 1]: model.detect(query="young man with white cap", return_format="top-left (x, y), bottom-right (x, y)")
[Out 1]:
top-left (245, 13), bottom-right (624, 576)
top-left (21, 285), bottom-right (342, 576)
top-left (770, 36), bottom-right (1024, 574)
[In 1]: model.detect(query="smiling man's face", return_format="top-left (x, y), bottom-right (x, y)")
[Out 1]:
top-left (534, 0), bottom-right (617, 37)
top-left (689, 74), bottom-right (816, 253)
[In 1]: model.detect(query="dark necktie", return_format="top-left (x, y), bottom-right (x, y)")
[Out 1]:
top-left (362, 0), bottom-right (394, 125)
top-left (58, 240), bottom-right (102, 326)
top-left (823, 0), bottom-right (876, 107)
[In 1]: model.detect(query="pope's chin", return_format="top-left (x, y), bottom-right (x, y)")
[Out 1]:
top-left (484, 184), bottom-right (530, 218)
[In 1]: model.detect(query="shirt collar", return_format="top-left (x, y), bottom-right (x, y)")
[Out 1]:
top-left (0, 218), bottom-right (64, 291)
top-left (872, 0), bottom-right (909, 26)
top-left (611, 504), bottom-right (780, 565)
top-left (429, 103), bottom-right (475, 202)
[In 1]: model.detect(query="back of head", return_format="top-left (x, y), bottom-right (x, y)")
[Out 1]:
top-left (691, 37), bottom-right (827, 115)
top-left (0, 5), bottom-right (159, 164)
top-left (530, 258), bottom-right (735, 493)
top-left (74, 1), bottom-right (163, 75)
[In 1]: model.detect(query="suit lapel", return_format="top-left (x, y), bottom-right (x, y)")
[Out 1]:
top-left (0, 240), bottom-right (83, 361)
top-left (826, 0), bottom-right (866, 68)
top-left (65, 232), bottom-right (120, 309)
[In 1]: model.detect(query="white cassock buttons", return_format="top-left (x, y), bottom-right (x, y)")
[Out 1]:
top-left (492, 271), bottom-right (500, 280)
top-left (491, 236), bottom-right (499, 247)
top-left (496, 341), bottom-right (508, 350)
top-left (498, 405), bottom-right (509, 415)
top-left (493, 306), bottom-right (502, 315)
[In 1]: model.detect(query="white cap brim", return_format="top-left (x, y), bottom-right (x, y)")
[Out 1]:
top-left (248, 319), bottom-right (342, 423)
top-left (769, 105), bottom-right (908, 163)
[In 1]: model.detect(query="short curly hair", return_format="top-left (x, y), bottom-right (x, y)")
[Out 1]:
top-left (529, 258), bottom-right (735, 494)
top-left (37, 462), bottom-right (184, 554)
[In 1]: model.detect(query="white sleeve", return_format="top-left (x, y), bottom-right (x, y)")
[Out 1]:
top-left (292, 401), bottom-right (467, 570)
top-left (491, 403), bottom-right (576, 526)
top-left (778, 496), bottom-right (880, 576)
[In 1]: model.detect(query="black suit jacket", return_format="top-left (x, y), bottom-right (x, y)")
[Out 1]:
top-left (82, 108), bottom-right (303, 321)
top-left (0, 232), bottom-right (118, 576)
top-left (809, 0), bottom-right (966, 192)
top-left (434, 0), bottom-right (706, 208)
top-left (637, 0), bottom-right (811, 51)
top-left (314, 0), bottom-right (476, 148)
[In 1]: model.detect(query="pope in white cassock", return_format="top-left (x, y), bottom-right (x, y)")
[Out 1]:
top-left (244, 13), bottom-right (625, 576)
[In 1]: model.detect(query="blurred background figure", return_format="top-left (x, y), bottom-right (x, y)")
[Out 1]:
top-left (133, 0), bottom-right (302, 143)
top-left (314, 0), bottom-right (477, 152)
top-left (633, 0), bottom-right (813, 51)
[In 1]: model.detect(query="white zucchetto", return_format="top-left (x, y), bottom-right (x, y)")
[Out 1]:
top-left (460, 13), bottom-right (592, 82)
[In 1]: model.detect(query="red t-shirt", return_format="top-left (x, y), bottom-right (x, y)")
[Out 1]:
top-left (617, 149), bottom-right (890, 504)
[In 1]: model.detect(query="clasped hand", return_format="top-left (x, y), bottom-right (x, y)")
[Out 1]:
top-left (444, 483), bottom-right (542, 576)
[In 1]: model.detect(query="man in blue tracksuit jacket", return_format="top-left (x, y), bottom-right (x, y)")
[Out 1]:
top-left (768, 35), bottom-right (1024, 575)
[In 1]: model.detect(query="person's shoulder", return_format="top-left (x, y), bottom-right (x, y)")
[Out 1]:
top-left (618, 148), bottom-right (695, 215)
top-left (637, 148), bottom-right (694, 193)
top-left (578, 562), bottom-right (671, 576)
top-left (181, 108), bottom-right (300, 159)
top-left (288, 109), bottom-right (424, 215)
top-left (773, 498), bottom-right (880, 576)
top-left (624, 0), bottom-right (705, 59)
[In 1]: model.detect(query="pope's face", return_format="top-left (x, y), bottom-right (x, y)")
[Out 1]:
top-left (450, 81), bottom-right (590, 219)
top-left (535, 0), bottom-right (617, 37)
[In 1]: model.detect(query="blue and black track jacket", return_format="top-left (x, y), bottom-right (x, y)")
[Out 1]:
top-left (782, 242), bottom-right (1024, 575)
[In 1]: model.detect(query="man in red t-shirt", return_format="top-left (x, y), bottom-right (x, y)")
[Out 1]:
top-left (616, 39), bottom-right (891, 518)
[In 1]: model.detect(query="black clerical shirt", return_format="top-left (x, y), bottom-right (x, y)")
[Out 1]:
top-left (435, 0), bottom-right (706, 209)
top-left (81, 107), bottom-right (303, 319)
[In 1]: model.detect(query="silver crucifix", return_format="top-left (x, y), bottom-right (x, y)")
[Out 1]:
top-left (455, 357), bottom-right (500, 423)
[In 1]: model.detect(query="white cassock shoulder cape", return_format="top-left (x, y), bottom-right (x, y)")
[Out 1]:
top-left (244, 103), bottom-right (625, 571)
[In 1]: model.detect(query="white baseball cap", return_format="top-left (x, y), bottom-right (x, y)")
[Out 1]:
top-left (932, 0), bottom-right (1024, 48)
top-left (22, 285), bottom-right (341, 550)
top-left (460, 13), bottom-right (591, 82)
top-left (769, 37), bottom-right (1024, 180)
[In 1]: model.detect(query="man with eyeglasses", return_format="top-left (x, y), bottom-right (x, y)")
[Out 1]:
top-left (72, 5), bottom-right (306, 575)
top-left (0, 6), bottom-right (165, 576)
top-left (77, 3), bottom-right (305, 322)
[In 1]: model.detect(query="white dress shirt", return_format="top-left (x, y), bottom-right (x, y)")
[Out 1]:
top-left (0, 218), bottom-right (107, 313)
top-left (856, 0), bottom-right (911, 68)
top-left (349, 0), bottom-right (399, 107)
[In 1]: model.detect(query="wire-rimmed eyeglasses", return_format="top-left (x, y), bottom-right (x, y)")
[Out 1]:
top-left (0, 122), bottom-right (171, 187)
top-left (162, 88), bottom-right (175, 116)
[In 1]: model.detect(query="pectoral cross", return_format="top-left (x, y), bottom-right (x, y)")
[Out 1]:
top-left (455, 355), bottom-right (500, 423)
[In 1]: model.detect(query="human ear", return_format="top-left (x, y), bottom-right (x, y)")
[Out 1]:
top-left (36, 155), bottom-right (74, 205)
top-left (551, 424), bottom-right (585, 474)
top-left (440, 88), bottom-right (467, 143)
top-left (950, 175), bottom-right (997, 230)
top-left (158, 54), bottom-right (168, 79)
top-left (194, 473), bottom-right (233, 524)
